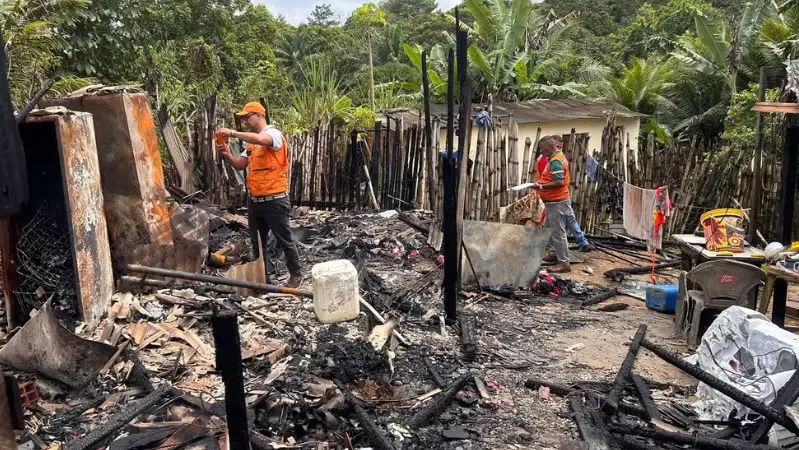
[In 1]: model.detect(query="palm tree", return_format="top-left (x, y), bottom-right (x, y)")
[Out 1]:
top-left (288, 57), bottom-right (353, 131)
top-left (597, 58), bottom-right (674, 115)
top-left (672, 13), bottom-right (738, 94)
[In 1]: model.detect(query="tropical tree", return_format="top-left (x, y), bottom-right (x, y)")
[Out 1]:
top-left (286, 57), bottom-right (353, 132)
top-left (351, 3), bottom-right (387, 109)
top-left (597, 58), bottom-right (674, 115)
top-left (1, 0), bottom-right (91, 108)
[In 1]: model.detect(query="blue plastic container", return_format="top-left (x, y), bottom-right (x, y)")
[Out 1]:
top-left (646, 284), bottom-right (679, 314)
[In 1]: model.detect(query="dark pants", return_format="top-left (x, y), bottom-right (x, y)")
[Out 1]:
top-left (247, 196), bottom-right (301, 277)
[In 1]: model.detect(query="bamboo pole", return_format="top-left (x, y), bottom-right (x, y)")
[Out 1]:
top-left (470, 126), bottom-right (486, 220)
top-left (508, 119), bottom-right (520, 199)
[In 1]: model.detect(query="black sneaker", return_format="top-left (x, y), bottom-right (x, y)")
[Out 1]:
top-left (579, 243), bottom-right (596, 253)
top-left (286, 273), bottom-right (302, 288)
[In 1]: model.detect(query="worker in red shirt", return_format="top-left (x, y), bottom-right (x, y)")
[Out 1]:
top-left (532, 136), bottom-right (574, 273)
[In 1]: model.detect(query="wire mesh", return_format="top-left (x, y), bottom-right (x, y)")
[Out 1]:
top-left (13, 202), bottom-right (77, 322)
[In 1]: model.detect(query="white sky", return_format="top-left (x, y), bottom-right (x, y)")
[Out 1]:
top-left (257, 0), bottom-right (462, 26)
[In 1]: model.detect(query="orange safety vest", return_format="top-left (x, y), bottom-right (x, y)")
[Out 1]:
top-left (246, 131), bottom-right (289, 197)
top-left (538, 152), bottom-right (570, 202)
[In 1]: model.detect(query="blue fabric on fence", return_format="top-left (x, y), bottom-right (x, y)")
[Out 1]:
top-left (585, 154), bottom-right (600, 182)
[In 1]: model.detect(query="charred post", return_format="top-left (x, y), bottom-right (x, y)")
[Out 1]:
top-left (631, 374), bottom-right (661, 422)
top-left (443, 48), bottom-right (458, 323)
top-left (641, 338), bottom-right (798, 433)
top-left (211, 310), bottom-right (250, 450)
top-left (603, 325), bottom-right (647, 414)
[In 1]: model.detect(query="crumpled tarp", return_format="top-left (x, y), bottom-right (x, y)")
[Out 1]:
top-left (693, 306), bottom-right (799, 446)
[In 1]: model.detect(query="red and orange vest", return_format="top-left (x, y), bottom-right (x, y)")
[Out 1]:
top-left (537, 152), bottom-right (571, 202)
top-left (246, 132), bottom-right (289, 197)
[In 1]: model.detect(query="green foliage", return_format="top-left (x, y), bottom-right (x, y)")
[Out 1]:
top-left (722, 82), bottom-right (779, 151)
top-left (308, 3), bottom-right (337, 27)
top-left (351, 3), bottom-right (387, 29)
top-left (598, 58), bottom-right (674, 115)
top-left (1, 0), bottom-right (91, 107)
top-left (380, 0), bottom-right (436, 19)
top-left (614, 0), bottom-right (720, 61)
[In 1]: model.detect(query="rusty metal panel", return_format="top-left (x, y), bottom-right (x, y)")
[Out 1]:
top-left (41, 93), bottom-right (173, 253)
top-left (26, 112), bottom-right (114, 327)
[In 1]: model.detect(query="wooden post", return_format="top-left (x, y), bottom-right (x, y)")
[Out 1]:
top-left (499, 133), bottom-right (508, 207)
top-left (750, 67), bottom-right (766, 243)
top-left (774, 115), bottom-right (799, 328)
top-left (509, 119), bottom-right (520, 197)
top-left (470, 127), bottom-right (486, 220)
top-left (527, 128), bottom-right (542, 182)
top-left (521, 136), bottom-right (532, 184)
top-left (455, 26), bottom-right (471, 288)
top-left (423, 52), bottom-right (436, 212)
top-left (443, 48), bottom-right (458, 323)
top-left (309, 122), bottom-right (320, 208)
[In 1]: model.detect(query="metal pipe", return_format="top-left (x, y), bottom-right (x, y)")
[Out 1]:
top-left (641, 338), bottom-right (798, 433)
top-left (126, 264), bottom-right (313, 298)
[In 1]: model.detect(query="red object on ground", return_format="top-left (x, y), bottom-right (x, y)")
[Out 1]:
top-left (18, 381), bottom-right (39, 406)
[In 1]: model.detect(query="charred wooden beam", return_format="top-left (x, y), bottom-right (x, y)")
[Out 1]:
top-left (523, 379), bottom-right (648, 420)
top-left (641, 338), bottom-right (798, 433)
top-left (631, 374), bottom-right (661, 422)
top-left (334, 380), bottom-right (396, 450)
top-left (423, 357), bottom-right (446, 389)
top-left (603, 325), bottom-right (647, 415)
top-left (66, 384), bottom-right (171, 450)
top-left (409, 372), bottom-right (472, 428)
top-left (442, 48), bottom-right (458, 323)
top-left (582, 288), bottom-right (620, 307)
top-left (569, 393), bottom-right (616, 450)
top-left (609, 424), bottom-right (778, 450)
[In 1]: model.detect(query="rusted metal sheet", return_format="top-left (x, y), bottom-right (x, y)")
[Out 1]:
top-left (42, 92), bottom-right (173, 253)
top-left (0, 28), bottom-right (28, 217)
top-left (25, 112), bottom-right (115, 326)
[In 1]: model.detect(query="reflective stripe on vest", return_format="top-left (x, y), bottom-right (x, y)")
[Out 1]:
top-left (246, 139), bottom-right (289, 197)
top-left (539, 152), bottom-right (570, 202)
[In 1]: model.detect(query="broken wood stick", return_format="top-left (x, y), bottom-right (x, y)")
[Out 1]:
top-left (597, 303), bottom-right (628, 312)
top-left (473, 376), bottom-right (490, 400)
top-left (408, 372), bottom-right (472, 428)
top-left (423, 357), bottom-right (446, 389)
top-left (581, 288), bottom-right (619, 307)
top-left (100, 340), bottom-right (130, 375)
top-left (67, 384), bottom-right (172, 450)
top-left (631, 374), bottom-right (661, 422)
top-left (126, 264), bottom-right (313, 298)
top-left (359, 297), bottom-right (410, 346)
top-left (459, 316), bottom-right (477, 361)
top-left (603, 325), bottom-right (647, 415)
top-left (640, 338), bottom-right (799, 433)
top-left (334, 380), bottom-right (396, 450)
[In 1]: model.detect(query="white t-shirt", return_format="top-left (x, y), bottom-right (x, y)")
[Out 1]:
top-left (241, 127), bottom-right (284, 157)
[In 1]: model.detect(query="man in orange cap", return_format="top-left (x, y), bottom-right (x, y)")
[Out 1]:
top-left (216, 102), bottom-right (302, 288)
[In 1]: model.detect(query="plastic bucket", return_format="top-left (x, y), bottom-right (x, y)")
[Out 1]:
top-left (700, 208), bottom-right (746, 252)
top-left (646, 285), bottom-right (678, 314)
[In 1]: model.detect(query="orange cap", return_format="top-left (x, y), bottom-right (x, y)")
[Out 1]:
top-left (235, 101), bottom-right (266, 117)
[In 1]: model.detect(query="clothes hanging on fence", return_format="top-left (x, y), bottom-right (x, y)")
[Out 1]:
top-left (585, 154), bottom-right (600, 182)
top-left (652, 186), bottom-right (672, 250)
top-left (623, 184), bottom-right (671, 249)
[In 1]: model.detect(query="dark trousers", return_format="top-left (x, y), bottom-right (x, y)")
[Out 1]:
top-left (247, 196), bottom-right (301, 277)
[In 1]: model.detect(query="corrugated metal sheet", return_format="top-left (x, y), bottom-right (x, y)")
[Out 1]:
top-left (426, 99), bottom-right (646, 125)
top-left (0, 30), bottom-right (28, 218)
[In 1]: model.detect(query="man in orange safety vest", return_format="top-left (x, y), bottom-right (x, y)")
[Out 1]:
top-left (216, 102), bottom-right (302, 288)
